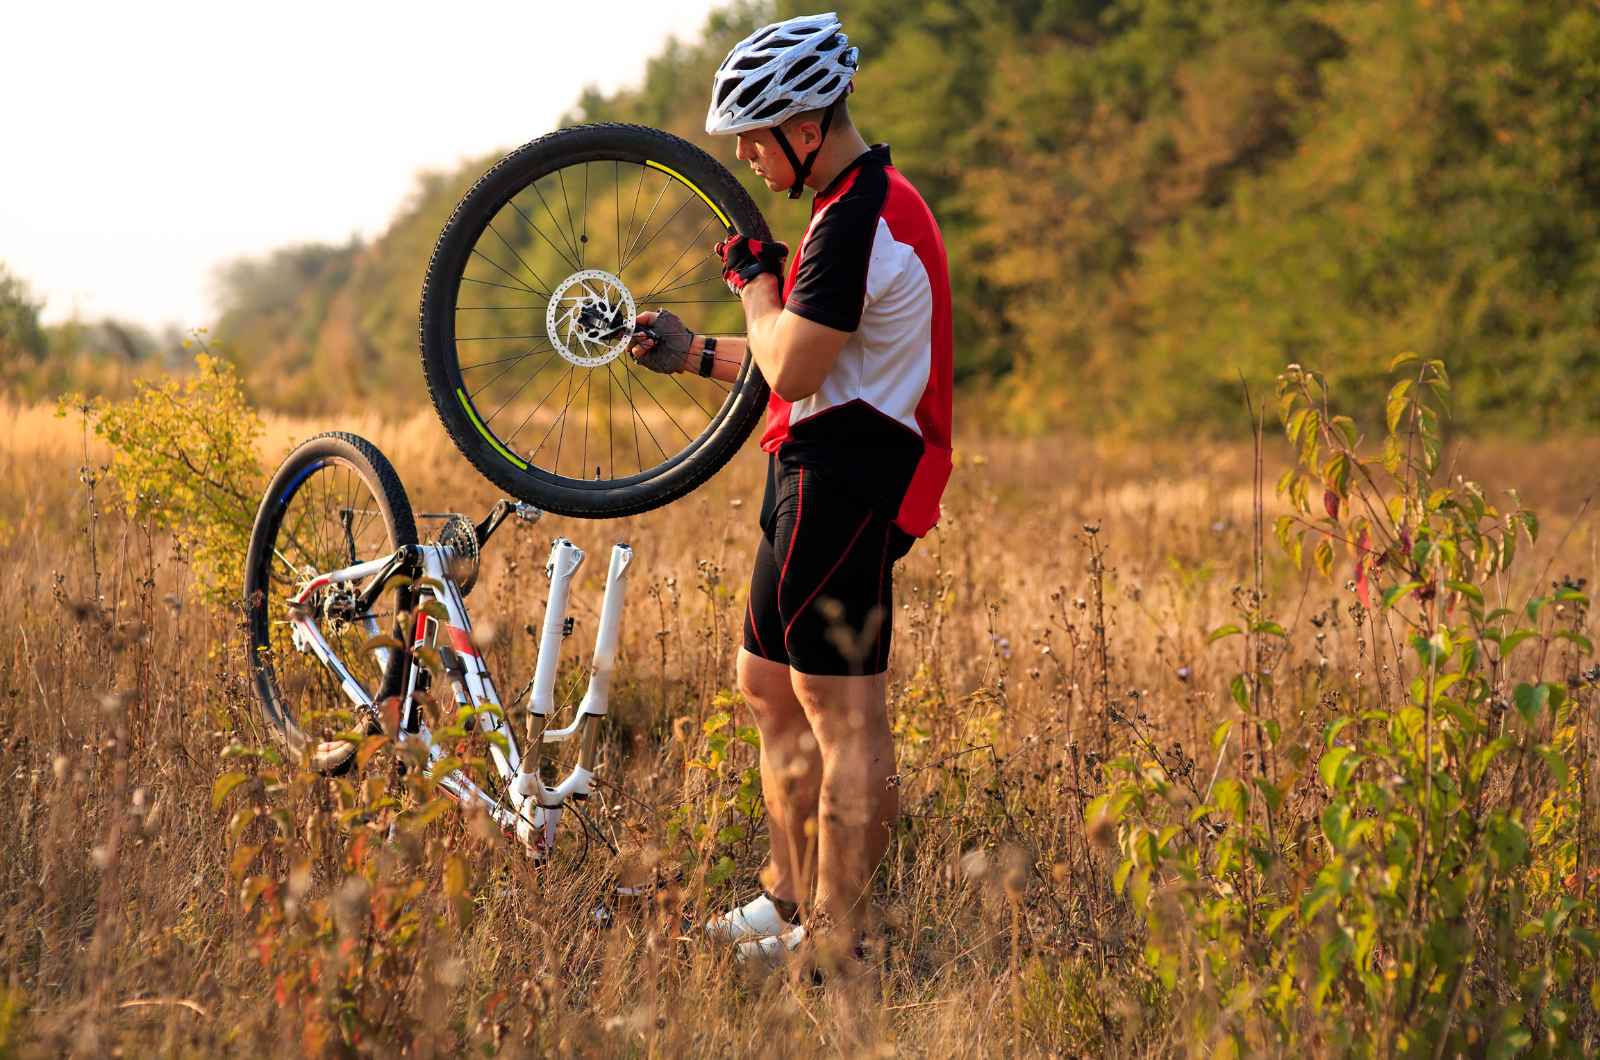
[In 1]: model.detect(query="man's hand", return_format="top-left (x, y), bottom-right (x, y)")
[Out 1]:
top-left (715, 235), bottom-right (788, 295)
top-left (626, 309), bottom-right (694, 374)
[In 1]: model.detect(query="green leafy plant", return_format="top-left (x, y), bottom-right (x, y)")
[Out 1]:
top-left (1091, 355), bottom-right (1599, 1056)
top-left (61, 352), bottom-right (263, 602)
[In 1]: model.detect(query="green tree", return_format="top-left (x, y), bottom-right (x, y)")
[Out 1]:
top-left (0, 262), bottom-right (47, 371)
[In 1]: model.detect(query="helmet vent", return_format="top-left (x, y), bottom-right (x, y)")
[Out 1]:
top-left (791, 67), bottom-right (829, 93)
top-left (735, 73), bottom-right (774, 109)
top-left (784, 54), bottom-right (818, 80)
top-left (732, 54), bottom-right (767, 71)
top-left (715, 78), bottom-right (739, 106)
top-left (750, 98), bottom-right (793, 123)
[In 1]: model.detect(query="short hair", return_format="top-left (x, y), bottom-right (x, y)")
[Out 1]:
top-left (781, 97), bottom-right (853, 134)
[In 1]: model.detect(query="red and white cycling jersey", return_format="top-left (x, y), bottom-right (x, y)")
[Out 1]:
top-left (758, 144), bottom-right (953, 537)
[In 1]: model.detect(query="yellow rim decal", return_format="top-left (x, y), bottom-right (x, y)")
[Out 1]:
top-left (644, 160), bottom-right (733, 231)
top-left (456, 388), bottom-right (528, 469)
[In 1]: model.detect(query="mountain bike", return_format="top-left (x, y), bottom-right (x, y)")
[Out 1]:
top-left (419, 122), bottom-right (773, 518)
top-left (247, 125), bottom-right (772, 855)
top-left (243, 431), bottom-right (633, 857)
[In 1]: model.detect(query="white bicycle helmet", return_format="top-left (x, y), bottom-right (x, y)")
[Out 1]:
top-left (706, 12), bottom-right (860, 197)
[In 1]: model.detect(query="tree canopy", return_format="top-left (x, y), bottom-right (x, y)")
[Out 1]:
top-left (106, 1), bottom-right (1600, 431)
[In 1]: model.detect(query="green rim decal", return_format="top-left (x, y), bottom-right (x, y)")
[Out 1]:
top-left (456, 388), bottom-right (528, 469)
top-left (644, 160), bottom-right (733, 231)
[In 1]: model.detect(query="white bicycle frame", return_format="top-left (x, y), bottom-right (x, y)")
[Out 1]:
top-left (286, 532), bottom-right (633, 858)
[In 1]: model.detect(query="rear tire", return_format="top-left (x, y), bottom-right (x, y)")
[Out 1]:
top-left (244, 433), bottom-right (417, 763)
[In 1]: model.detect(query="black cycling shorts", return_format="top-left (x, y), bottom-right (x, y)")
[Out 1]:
top-left (743, 459), bottom-right (916, 676)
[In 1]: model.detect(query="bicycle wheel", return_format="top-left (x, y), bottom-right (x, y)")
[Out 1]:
top-left (420, 122), bottom-right (772, 518)
top-left (244, 432), bottom-right (418, 768)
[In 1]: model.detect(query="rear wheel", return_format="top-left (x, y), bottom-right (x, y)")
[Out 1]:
top-left (420, 122), bottom-right (772, 518)
top-left (244, 432), bottom-right (417, 768)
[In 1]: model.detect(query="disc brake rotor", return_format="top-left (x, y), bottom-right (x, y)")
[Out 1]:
top-left (547, 268), bottom-right (636, 368)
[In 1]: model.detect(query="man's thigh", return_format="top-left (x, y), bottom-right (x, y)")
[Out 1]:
top-left (766, 466), bottom-right (911, 677)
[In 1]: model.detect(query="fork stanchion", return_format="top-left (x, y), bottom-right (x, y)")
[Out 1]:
top-left (574, 544), bottom-right (633, 775)
top-left (510, 538), bottom-right (584, 852)
top-left (526, 538), bottom-right (584, 725)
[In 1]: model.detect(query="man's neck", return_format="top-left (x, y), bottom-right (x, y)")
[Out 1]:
top-left (804, 127), bottom-right (873, 195)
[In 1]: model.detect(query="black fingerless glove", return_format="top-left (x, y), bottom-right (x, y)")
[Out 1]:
top-left (631, 309), bottom-right (694, 374)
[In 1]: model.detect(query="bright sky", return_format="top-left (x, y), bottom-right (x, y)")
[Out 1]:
top-left (2, 0), bottom-right (722, 330)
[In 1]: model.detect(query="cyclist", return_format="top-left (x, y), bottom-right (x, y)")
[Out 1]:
top-left (627, 11), bottom-right (953, 967)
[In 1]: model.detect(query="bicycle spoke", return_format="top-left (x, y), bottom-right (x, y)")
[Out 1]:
top-left (638, 214), bottom-right (716, 307)
top-left (512, 189), bottom-right (582, 273)
top-left (557, 168), bottom-right (580, 267)
top-left (485, 350), bottom-right (563, 430)
top-left (646, 266), bottom-right (727, 301)
top-left (578, 369), bottom-right (594, 478)
top-left (469, 351), bottom-right (537, 401)
top-left (469, 249), bottom-right (542, 296)
top-left (531, 369), bottom-right (580, 463)
top-left (483, 219), bottom-right (552, 297)
top-left (620, 190), bottom-right (694, 277)
top-left (608, 360), bottom-right (668, 469)
top-left (454, 304), bottom-right (547, 311)
top-left (619, 174), bottom-right (671, 276)
top-left (460, 344), bottom-right (552, 372)
top-left (621, 357), bottom-right (696, 443)
top-left (501, 362), bottom-right (576, 451)
top-left (462, 276), bottom-right (546, 296)
top-left (484, 355), bottom-right (547, 424)
top-left (664, 371), bottom-right (716, 420)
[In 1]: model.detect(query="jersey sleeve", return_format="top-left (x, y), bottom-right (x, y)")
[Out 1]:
top-left (783, 166), bottom-right (889, 333)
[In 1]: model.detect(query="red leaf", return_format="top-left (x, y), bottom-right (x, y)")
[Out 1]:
top-left (1323, 490), bottom-right (1341, 520)
top-left (1354, 529), bottom-right (1373, 608)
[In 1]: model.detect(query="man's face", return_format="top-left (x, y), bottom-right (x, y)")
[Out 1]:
top-left (734, 117), bottom-right (820, 193)
top-left (734, 128), bottom-right (794, 193)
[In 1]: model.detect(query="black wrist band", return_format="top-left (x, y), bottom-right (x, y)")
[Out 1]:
top-left (698, 335), bottom-right (718, 378)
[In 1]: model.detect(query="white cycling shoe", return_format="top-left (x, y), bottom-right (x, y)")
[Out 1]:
top-left (703, 892), bottom-right (800, 944)
top-left (735, 924), bottom-right (807, 965)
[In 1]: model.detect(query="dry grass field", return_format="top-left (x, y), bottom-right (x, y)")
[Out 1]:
top-left (3, 394), bottom-right (1599, 1057)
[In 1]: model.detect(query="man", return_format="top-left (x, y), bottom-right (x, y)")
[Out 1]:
top-left (627, 11), bottom-right (953, 964)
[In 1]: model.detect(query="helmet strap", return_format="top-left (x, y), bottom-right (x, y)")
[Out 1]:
top-left (770, 98), bottom-right (837, 200)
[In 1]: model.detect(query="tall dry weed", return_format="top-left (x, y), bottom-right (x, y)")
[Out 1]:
top-left (3, 378), bottom-right (1599, 1055)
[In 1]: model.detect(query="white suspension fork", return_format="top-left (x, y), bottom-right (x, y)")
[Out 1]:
top-left (509, 541), bottom-right (634, 853)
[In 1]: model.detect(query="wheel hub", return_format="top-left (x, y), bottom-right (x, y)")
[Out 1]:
top-left (547, 269), bottom-right (636, 368)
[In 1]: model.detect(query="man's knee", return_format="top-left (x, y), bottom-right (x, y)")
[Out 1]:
top-left (791, 672), bottom-right (891, 751)
top-left (737, 650), bottom-right (803, 729)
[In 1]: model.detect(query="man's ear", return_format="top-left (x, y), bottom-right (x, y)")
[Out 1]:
top-left (786, 117), bottom-right (823, 151)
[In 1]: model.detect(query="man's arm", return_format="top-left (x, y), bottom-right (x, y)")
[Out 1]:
top-left (734, 274), bottom-right (851, 401)
top-left (686, 278), bottom-right (850, 393)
